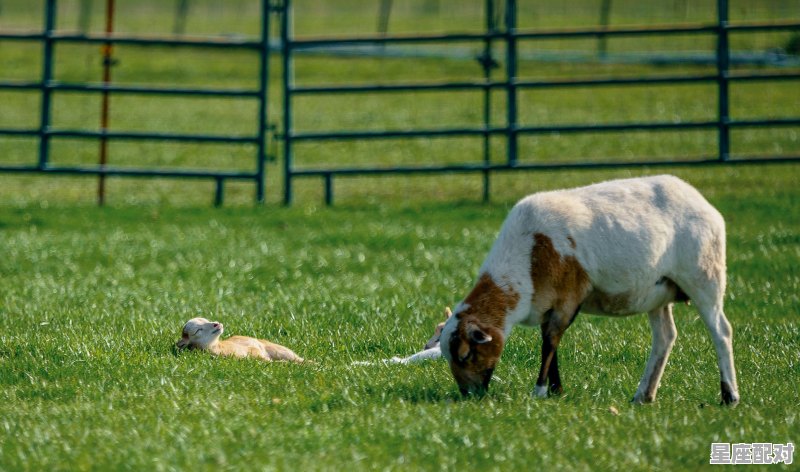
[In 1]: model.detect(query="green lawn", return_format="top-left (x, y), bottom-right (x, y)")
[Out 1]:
top-left (1, 1), bottom-right (799, 470)
top-left (1, 166), bottom-right (798, 470)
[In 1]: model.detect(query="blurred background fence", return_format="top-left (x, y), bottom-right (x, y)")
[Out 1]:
top-left (0, 0), bottom-right (798, 205)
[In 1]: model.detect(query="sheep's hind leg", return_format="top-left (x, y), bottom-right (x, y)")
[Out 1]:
top-left (696, 302), bottom-right (739, 405)
top-left (632, 304), bottom-right (677, 404)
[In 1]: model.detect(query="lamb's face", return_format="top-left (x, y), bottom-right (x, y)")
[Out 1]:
top-left (176, 317), bottom-right (224, 350)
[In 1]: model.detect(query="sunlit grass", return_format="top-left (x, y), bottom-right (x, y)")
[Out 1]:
top-left (1, 166), bottom-right (799, 470)
top-left (0, 2), bottom-right (799, 470)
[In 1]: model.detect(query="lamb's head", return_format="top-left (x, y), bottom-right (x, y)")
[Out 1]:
top-left (175, 317), bottom-right (224, 350)
top-left (423, 306), bottom-right (453, 350)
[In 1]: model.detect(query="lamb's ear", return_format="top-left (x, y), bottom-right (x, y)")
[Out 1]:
top-left (466, 323), bottom-right (492, 344)
top-left (444, 307), bottom-right (453, 319)
top-left (175, 338), bottom-right (190, 349)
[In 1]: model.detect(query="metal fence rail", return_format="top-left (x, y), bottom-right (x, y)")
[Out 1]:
top-left (0, 0), bottom-right (274, 205)
top-left (281, 0), bottom-right (800, 205)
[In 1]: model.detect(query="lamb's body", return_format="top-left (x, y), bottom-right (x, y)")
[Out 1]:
top-left (440, 175), bottom-right (739, 404)
top-left (210, 336), bottom-right (304, 362)
top-left (176, 317), bottom-right (304, 363)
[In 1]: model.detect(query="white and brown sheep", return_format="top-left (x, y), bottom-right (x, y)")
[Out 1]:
top-left (439, 175), bottom-right (739, 404)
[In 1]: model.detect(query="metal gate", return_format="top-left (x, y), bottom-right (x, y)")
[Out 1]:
top-left (0, 0), bottom-right (275, 205)
top-left (2, 1), bottom-right (799, 206)
top-left (280, 0), bottom-right (800, 205)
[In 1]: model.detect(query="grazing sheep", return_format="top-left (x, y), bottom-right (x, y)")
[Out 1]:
top-left (175, 317), bottom-right (304, 363)
top-left (439, 175), bottom-right (739, 405)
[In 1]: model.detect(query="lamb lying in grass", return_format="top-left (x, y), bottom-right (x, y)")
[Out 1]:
top-left (175, 317), bottom-right (304, 363)
top-left (352, 307), bottom-right (451, 365)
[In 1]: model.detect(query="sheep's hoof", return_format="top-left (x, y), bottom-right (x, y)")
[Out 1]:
top-left (533, 384), bottom-right (549, 398)
top-left (720, 381), bottom-right (740, 406)
top-left (630, 393), bottom-right (655, 405)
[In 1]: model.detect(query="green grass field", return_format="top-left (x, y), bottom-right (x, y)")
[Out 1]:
top-left (1, 1), bottom-right (799, 470)
top-left (0, 167), bottom-right (798, 470)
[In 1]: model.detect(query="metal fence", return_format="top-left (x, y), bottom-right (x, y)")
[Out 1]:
top-left (0, 0), bottom-right (274, 205)
top-left (280, 0), bottom-right (800, 205)
top-left (1, 0), bottom-right (799, 206)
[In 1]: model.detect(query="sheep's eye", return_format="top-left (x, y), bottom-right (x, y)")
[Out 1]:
top-left (459, 349), bottom-right (473, 364)
top-left (194, 328), bottom-right (202, 335)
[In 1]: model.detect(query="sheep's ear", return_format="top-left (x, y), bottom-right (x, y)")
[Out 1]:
top-left (444, 307), bottom-right (453, 319)
top-left (176, 338), bottom-right (190, 349)
top-left (466, 323), bottom-right (492, 344)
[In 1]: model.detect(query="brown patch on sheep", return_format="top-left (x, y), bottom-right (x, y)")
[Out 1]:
top-left (458, 273), bottom-right (520, 327)
top-left (530, 233), bottom-right (591, 316)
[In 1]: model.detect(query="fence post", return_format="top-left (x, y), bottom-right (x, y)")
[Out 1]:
top-left (38, 0), bottom-right (57, 170)
top-left (255, 0), bottom-right (270, 204)
top-left (597, 0), bottom-right (612, 59)
top-left (173, 0), bottom-right (189, 36)
top-left (480, 0), bottom-right (496, 202)
top-left (281, 0), bottom-right (293, 205)
top-left (324, 173), bottom-right (333, 206)
top-left (78, 0), bottom-right (92, 33)
top-left (716, 0), bottom-right (730, 161)
top-left (504, 0), bottom-right (518, 166)
top-left (97, 0), bottom-right (115, 206)
top-left (214, 177), bottom-right (225, 207)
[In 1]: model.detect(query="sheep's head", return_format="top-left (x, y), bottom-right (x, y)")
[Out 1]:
top-left (440, 312), bottom-right (504, 396)
top-left (176, 317), bottom-right (224, 350)
top-left (423, 306), bottom-right (453, 350)
top-left (440, 274), bottom-right (517, 396)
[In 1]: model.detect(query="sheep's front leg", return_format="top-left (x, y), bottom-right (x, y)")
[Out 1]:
top-left (534, 324), bottom-right (564, 397)
top-left (632, 304), bottom-right (677, 404)
top-left (534, 307), bottom-right (578, 398)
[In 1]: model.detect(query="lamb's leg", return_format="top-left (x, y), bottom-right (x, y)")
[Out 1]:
top-left (632, 304), bottom-right (677, 404)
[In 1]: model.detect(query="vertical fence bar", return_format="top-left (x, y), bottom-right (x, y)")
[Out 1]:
top-left (97, 0), bottom-right (115, 206)
top-left (505, 0), bottom-right (518, 166)
top-left (716, 0), bottom-right (730, 161)
top-left (324, 173), bottom-right (333, 206)
top-left (597, 0), bottom-right (612, 59)
top-left (255, 0), bottom-right (270, 204)
top-left (78, 0), bottom-right (92, 33)
top-left (281, 0), bottom-right (293, 205)
top-left (480, 0), bottom-right (495, 202)
top-left (37, 0), bottom-right (57, 169)
top-left (214, 177), bottom-right (224, 207)
top-left (173, 0), bottom-right (189, 35)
